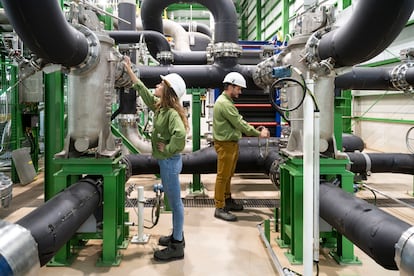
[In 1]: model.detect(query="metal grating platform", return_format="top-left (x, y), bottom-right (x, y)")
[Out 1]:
top-left (126, 198), bottom-right (279, 208)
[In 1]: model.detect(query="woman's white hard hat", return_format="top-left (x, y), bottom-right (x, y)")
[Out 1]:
top-left (160, 73), bottom-right (186, 98)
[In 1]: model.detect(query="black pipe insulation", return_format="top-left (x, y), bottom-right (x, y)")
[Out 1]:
top-left (1, 0), bottom-right (89, 67)
top-left (320, 181), bottom-right (411, 270)
top-left (346, 152), bottom-right (414, 175)
top-left (16, 177), bottom-right (103, 266)
top-left (107, 30), bottom-right (208, 65)
top-left (141, 0), bottom-right (238, 44)
top-left (335, 67), bottom-right (414, 90)
top-left (318, 0), bottom-right (414, 67)
top-left (122, 140), bottom-right (280, 177)
top-left (180, 22), bottom-right (212, 38)
top-left (134, 63), bottom-right (259, 90)
top-left (341, 133), bottom-right (365, 152)
top-left (335, 67), bottom-right (396, 90)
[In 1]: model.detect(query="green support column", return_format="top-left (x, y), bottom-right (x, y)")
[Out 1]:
top-left (10, 65), bottom-right (23, 183)
top-left (277, 157), bottom-right (359, 265)
top-left (44, 72), bottom-right (65, 200)
top-left (188, 89), bottom-right (204, 195)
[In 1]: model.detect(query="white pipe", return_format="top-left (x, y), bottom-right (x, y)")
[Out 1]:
top-left (131, 186), bottom-right (150, 243)
top-left (303, 89), bottom-right (314, 275)
top-left (137, 185), bottom-right (145, 239)
top-left (313, 111), bottom-right (320, 263)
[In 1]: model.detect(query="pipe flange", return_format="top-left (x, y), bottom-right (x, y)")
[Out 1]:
top-left (118, 114), bottom-right (139, 127)
top-left (69, 24), bottom-right (100, 74)
top-left (361, 151), bottom-right (372, 176)
top-left (156, 51), bottom-right (174, 64)
top-left (304, 30), bottom-right (323, 66)
top-left (210, 42), bottom-right (242, 59)
top-left (305, 30), bottom-right (335, 74)
top-left (391, 62), bottom-right (414, 93)
top-left (395, 226), bottom-right (414, 275)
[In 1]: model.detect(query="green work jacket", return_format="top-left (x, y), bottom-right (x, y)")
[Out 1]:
top-left (132, 80), bottom-right (186, 159)
top-left (213, 92), bottom-right (260, 142)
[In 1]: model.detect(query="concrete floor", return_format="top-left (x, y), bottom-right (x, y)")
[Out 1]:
top-left (1, 171), bottom-right (414, 276)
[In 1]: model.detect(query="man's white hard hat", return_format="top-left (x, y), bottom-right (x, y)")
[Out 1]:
top-left (222, 72), bottom-right (247, 88)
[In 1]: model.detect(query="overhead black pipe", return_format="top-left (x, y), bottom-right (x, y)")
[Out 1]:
top-left (141, 0), bottom-right (238, 44)
top-left (16, 178), bottom-right (102, 266)
top-left (107, 30), bottom-right (208, 65)
top-left (134, 63), bottom-right (259, 90)
top-left (320, 181), bottom-right (411, 270)
top-left (318, 0), bottom-right (414, 67)
top-left (1, 0), bottom-right (89, 67)
top-left (346, 152), bottom-right (414, 175)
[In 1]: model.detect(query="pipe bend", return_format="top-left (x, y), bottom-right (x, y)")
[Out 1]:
top-left (317, 0), bottom-right (414, 67)
top-left (2, 0), bottom-right (89, 67)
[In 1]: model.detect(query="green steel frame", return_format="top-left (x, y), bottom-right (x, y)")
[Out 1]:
top-left (49, 156), bottom-right (129, 267)
top-left (277, 156), bottom-right (360, 265)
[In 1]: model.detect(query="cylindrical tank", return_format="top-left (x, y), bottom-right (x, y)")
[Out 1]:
top-left (67, 34), bottom-right (115, 152)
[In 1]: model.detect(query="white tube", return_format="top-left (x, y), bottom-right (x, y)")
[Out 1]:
top-left (303, 91), bottom-right (314, 275)
top-left (131, 186), bottom-right (149, 243)
top-left (313, 111), bottom-right (320, 262)
top-left (137, 186), bottom-right (144, 240)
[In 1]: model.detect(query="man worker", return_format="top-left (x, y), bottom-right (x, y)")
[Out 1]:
top-left (213, 72), bottom-right (270, 221)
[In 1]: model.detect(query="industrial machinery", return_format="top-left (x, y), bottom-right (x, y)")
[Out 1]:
top-left (0, 0), bottom-right (414, 275)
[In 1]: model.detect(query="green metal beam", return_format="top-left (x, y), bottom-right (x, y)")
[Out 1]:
top-left (352, 116), bottom-right (414, 125)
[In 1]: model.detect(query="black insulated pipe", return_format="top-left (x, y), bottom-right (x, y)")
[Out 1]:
top-left (335, 67), bottom-right (396, 90)
top-left (346, 152), bottom-right (414, 175)
top-left (107, 30), bottom-right (208, 65)
top-left (318, 0), bottom-right (414, 67)
top-left (320, 181), bottom-right (411, 270)
top-left (141, 0), bottom-right (238, 44)
top-left (16, 178), bottom-right (103, 266)
top-left (335, 67), bottom-right (414, 90)
top-left (1, 0), bottom-right (89, 67)
top-left (134, 63), bottom-right (259, 90)
top-left (123, 139), bottom-right (280, 176)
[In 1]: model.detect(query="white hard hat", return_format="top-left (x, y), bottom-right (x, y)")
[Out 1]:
top-left (160, 73), bottom-right (186, 99)
top-left (223, 72), bottom-right (247, 88)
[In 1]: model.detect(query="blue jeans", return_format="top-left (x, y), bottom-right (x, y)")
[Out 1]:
top-left (158, 154), bottom-right (184, 241)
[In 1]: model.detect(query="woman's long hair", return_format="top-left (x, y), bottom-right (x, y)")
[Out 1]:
top-left (155, 84), bottom-right (189, 131)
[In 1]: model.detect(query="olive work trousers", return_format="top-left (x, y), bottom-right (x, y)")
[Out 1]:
top-left (214, 140), bottom-right (239, 208)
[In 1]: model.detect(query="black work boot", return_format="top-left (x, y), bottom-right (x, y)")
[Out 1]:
top-left (158, 233), bottom-right (185, 247)
top-left (154, 239), bottom-right (184, 261)
top-left (225, 198), bottom-right (244, 211)
top-left (214, 208), bottom-right (237, 221)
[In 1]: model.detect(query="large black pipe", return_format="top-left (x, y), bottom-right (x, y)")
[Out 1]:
top-left (123, 139), bottom-right (280, 177)
top-left (16, 178), bottom-right (102, 266)
top-left (107, 30), bottom-right (208, 65)
top-left (318, 0), bottom-right (414, 67)
top-left (1, 0), bottom-right (89, 67)
top-left (320, 181), bottom-right (411, 270)
top-left (134, 63), bottom-right (258, 90)
top-left (141, 0), bottom-right (238, 44)
top-left (335, 67), bottom-right (414, 90)
top-left (346, 152), bottom-right (414, 175)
